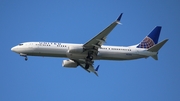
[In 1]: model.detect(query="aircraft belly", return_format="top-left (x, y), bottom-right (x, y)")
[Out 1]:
top-left (27, 53), bottom-right (67, 57)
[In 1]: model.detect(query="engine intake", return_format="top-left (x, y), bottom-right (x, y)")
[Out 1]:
top-left (62, 60), bottom-right (78, 68)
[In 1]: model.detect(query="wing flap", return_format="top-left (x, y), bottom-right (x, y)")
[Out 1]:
top-left (73, 59), bottom-right (99, 76)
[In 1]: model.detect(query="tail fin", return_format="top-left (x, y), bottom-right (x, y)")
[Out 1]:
top-left (137, 26), bottom-right (161, 49)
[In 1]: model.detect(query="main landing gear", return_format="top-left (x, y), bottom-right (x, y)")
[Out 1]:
top-left (85, 51), bottom-right (93, 69)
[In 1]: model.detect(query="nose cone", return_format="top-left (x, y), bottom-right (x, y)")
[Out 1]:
top-left (11, 46), bottom-right (17, 52)
top-left (11, 47), bottom-right (15, 51)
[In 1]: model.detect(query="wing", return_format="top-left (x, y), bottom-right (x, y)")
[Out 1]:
top-left (83, 13), bottom-right (123, 53)
top-left (72, 14), bottom-right (123, 76)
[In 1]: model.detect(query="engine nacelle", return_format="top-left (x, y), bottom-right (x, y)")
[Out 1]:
top-left (68, 46), bottom-right (83, 53)
top-left (62, 60), bottom-right (78, 68)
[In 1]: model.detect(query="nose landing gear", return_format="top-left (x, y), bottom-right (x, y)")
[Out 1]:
top-left (25, 56), bottom-right (28, 61)
top-left (20, 53), bottom-right (28, 61)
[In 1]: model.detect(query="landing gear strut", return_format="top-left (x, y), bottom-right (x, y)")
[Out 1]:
top-left (86, 51), bottom-right (93, 60)
top-left (85, 64), bottom-right (89, 69)
top-left (85, 51), bottom-right (94, 69)
top-left (20, 53), bottom-right (28, 61)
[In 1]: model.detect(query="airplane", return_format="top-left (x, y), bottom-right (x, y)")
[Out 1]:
top-left (11, 13), bottom-right (168, 76)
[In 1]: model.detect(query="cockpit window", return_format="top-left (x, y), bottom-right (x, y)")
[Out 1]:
top-left (18, 44), bottom-right (23, 46)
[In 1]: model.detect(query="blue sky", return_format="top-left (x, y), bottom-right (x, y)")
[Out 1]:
top-left (1, 0), bottom-right (180, 101)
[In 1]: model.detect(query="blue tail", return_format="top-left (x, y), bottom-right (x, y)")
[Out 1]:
top-left (137, 26), bottom-right (161, 49)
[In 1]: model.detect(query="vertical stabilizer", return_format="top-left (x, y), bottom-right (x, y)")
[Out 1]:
top-left (137, 26), bottom-right (161, 49)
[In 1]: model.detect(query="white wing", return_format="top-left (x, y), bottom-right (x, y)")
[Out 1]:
top-left (83, 13), bottom-right (123, 54)
top-left (73, 14), bottom-right (123, 76)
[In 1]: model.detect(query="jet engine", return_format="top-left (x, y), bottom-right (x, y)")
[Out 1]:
top-left (62, 59), bottom-right (78, 68)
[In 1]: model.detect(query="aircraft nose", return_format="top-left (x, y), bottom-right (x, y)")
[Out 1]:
top-left (11, 47), bottom-right (14, 51)
top-left (11, 46), bottom-right (17, 52)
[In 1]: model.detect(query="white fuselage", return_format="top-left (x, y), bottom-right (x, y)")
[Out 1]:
top-left (10, 14), bottom-right (168, 76)
top-left (11, 42), bottom-right (157, 61)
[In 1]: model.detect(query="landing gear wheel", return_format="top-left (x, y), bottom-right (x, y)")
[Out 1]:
top-left (86, 51), bottom-right (93, 60)
top-left (89, 56), bottom-right (93, 60)
top-left (25, 57), bottom-right (28, 61)
top-left (85, 51), bottom-right (94, 70)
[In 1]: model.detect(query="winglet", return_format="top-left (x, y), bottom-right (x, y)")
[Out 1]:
top-left (95, 65), bottom-right (100, 71)
top-left (116, 13), bottom-right (123, 24)
top-left (94, 65), bottom-right (100, 77)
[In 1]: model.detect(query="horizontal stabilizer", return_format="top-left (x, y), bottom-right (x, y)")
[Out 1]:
top-left (151, 55), bottom-right (158, 60)
top-left (148, 39), bottom-right (168, 52)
